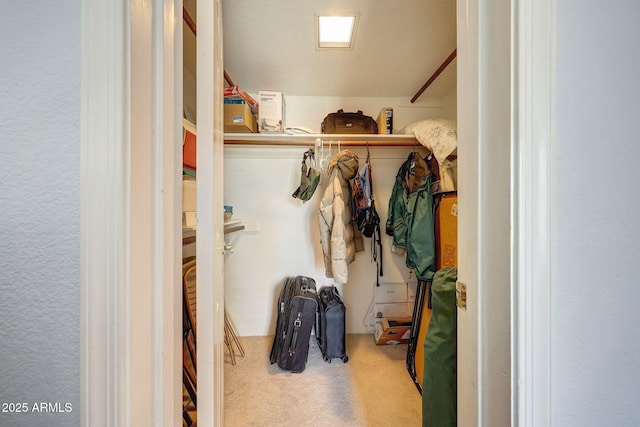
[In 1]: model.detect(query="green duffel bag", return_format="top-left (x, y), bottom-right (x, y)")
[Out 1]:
top-left (422, 267), bottom-right (457, 427)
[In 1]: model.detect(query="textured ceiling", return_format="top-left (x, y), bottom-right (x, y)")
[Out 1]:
top-left (185, 0), bottom-right (457, 99)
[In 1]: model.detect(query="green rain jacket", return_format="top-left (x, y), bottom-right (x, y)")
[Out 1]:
top-left (385, 153), bottom-right (436, 281)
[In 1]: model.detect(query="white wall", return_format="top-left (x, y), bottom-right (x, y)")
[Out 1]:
top-left (223, 146), bottom-right (414, 335)
top-left (280, 94), bottom-right (453, 133)
top-left (0, 2), bottom-right (80, 426)
top-left (440, 85), bottom-right (457, 124)
top-left (222, 95), bottom-right (455, 336)
top-left (555, 1), bottom-right (640, 425)
top-left (184, 68), bottom-right (197, 123)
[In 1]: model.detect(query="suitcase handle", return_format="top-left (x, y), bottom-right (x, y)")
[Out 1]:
top-left (319, 285), bottom-right (343, 306)
top-left (289, 312), bottom-right (302, 356)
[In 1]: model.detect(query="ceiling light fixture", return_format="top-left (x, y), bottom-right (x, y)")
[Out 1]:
top-left (316, 14), bottom-right (359, 49)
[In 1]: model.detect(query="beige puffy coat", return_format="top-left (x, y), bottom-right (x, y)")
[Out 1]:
top-left (318, 150), bottom-right (360, 283)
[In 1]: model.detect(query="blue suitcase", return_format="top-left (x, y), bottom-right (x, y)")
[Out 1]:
top-left (315, 285), bottom-right (349, 363)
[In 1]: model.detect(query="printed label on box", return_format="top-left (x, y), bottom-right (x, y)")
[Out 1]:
top-left (258, 90), bottom-right (285, 133)
top-left (232, 115), bottom-right (244, 123)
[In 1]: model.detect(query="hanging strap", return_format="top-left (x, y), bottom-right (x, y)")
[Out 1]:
top-left (299, 151), bottom-right (310, 188)
top-left (366, 149), bottom-right (383, 284)
top-left (295, 150), bottom-right (313, 194)
top-left (371, 213), bottom-right (383, 286)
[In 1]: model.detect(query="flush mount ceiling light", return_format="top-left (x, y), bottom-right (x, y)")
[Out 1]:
top-left (316, 14), bottom-right (359, 49)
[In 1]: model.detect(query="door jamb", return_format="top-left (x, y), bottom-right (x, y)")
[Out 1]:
top-left (195, 0), bottom-right (226, 425)
top-left (80, 0), bottom-right (182, 425)
top-left (512, 0), bottom-right (555, 425)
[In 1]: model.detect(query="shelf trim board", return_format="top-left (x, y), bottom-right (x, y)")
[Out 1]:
top-left (224, 133), bottom-right (418, 147)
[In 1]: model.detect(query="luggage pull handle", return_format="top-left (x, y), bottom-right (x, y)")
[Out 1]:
top-left (315, 310), bottom-right (323, 346)
top-left (289, 312), bottom-right (302, 356)
top-left (321, 286), bottom-right (342, 305)
top-left (332, 286), bottom-right (341, 300)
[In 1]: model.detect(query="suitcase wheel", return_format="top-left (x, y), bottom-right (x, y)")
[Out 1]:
top-left (341, 355), bottom-right (349, 363)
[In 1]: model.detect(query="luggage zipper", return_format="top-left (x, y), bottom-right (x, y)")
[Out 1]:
top-left (288, 312), bottom-right (302, 356)
top-left (280, 302), bottom-right (287, 340)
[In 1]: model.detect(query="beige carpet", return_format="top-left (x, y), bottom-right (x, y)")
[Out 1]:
top-left (224, 334), bottom-right (422, 427)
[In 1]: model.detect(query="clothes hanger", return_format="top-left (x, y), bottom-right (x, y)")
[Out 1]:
top-left (319, 139), bottom-right (332, 174)
top-left (410, 137), bottom-right (417, 175)
top-left (314, 138), bottom-right (322, 169)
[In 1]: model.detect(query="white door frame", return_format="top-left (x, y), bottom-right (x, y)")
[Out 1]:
top-left (80, 0), bottom-right (182, 425)
top-left (455, 0), bottom-right (481, 423)
top-left (80, 0), bottom-right (554, 425)
top-left (195, 0), bottom-right (227, 424)
top-left (457, 0), bottom-right (555, 425)
top-left (512, 0), bottom-right (555, 425)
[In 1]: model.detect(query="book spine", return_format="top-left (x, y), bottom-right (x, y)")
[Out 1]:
top-left (377, 108), bottom-right (393, 134)
top-left (384, 109), bottom-right (393, 134)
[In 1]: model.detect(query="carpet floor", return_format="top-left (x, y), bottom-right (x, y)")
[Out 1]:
top-left (223, 334), bottom-right (422, 427)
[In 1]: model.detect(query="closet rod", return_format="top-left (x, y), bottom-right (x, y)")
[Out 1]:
top-left (410, 49), bottom-right (457, 104)
top-left (224, 139), bottom-right (418, 147)
top-left (183, 7), bottom-right (235, 87)
top-left (182, 7), bottom-right (197, 36)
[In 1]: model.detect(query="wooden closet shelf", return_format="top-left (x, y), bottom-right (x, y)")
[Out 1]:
top-left (224, 133), bottom-right (418, 147)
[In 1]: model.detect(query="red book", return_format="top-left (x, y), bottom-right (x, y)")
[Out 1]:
top-left (183, 128), bottom-right (196, 171)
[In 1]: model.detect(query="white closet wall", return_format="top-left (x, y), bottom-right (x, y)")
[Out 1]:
top-left (281, 94), bottom-right (455, 133)
top-left (223, 91), bottom-right (456, 336)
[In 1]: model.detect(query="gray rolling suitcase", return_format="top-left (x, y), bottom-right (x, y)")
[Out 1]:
top-left (315, 285), bottom-right (349, 363)
top-left (270, 276), bottom-right (319, 373)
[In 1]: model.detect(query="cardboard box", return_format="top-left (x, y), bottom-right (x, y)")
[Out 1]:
top-left (224, 104), bottom-right (258, 133)
top-left (258, 90), bottom-right (285, 133)
top-left (376, 107), bottom-right (393, 134)
top-left (435, 192), bottom-right (458, 269)
top-left (373, 282), bottom-right (417, 319)
top-left (374, 317), bottom-right (413, 345)
top-left (223, 85), bottom-right (259, 114)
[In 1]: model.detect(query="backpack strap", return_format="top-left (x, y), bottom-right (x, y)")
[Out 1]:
top-left (366, 152), bottom-right (383, 285)
top-left (295, 150), bottom-right (311, 194)
top-left (371, 201), bottom-right (383, 286)
top-left (366, 147), bottom-right (374, 205)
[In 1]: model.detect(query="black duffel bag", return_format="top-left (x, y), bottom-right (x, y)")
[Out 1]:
top-left (321, 109), bottom-right (378, 134)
